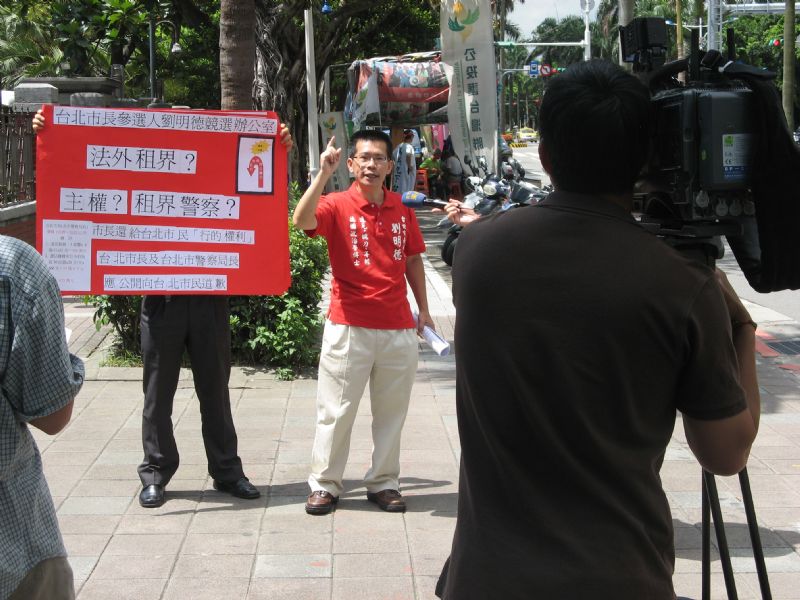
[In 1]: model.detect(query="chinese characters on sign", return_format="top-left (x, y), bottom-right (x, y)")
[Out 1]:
top-left (36, 105), bottom-right (289, 295)
top-left (87, 145), bottom-right (197, 174)
top-left (440, 0), bottom-right (498, 172)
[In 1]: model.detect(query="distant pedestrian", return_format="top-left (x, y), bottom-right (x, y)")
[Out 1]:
top-left (436, 59), bottom-right (760, 599)
top-left (393, 130), bottom-right (416, 194)
top-left (419, 148), bottom-right (446, 199)
top-left (442, 150), bottom-right (464, 197)
top-left (293, 130), bottom-right (434, 515)
top-left (1, 234), bottom-right (84, 599)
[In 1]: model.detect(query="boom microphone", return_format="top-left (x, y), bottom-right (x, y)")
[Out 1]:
top-left (401, 191), bottom-right (449, 210)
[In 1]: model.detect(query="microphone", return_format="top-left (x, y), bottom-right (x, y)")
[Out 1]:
top-left (401, 191), bottom-right (449, 210)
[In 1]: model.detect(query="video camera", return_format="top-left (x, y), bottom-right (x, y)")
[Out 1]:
top-left (620, 17), bottom-right (800, 292)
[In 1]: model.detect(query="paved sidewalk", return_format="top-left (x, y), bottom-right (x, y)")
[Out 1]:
top-left (37, 209), bottom-right (800, 599)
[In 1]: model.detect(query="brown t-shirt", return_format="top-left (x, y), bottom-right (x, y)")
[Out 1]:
top-left (437, 192), bottom-right (746, 600)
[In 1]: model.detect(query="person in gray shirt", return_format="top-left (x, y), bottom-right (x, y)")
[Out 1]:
top-left (1, 234), bottom-right (84, 600)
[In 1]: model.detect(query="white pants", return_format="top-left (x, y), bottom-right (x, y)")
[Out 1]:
top-left (308, 321), bottom-right (418, 496)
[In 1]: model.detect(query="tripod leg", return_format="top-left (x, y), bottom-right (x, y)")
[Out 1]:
top-left (704, 470), bottom-right (739, 599)
top-left (738, 468), bottom-right (772, 600)
top-left (702, 472), bottom-right (711, 600)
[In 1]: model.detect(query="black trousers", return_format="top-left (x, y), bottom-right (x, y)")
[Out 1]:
top-left (138, 295), bottom-right (244, 487)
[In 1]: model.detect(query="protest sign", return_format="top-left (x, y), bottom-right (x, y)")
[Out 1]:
top-left (35, 104), bottom-right (290, 295)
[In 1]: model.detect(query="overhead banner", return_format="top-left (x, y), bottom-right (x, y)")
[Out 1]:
top-left (319, 111), bottom-right (351, 193)
top-left (346, 53), bottom-right (450, 127)
top-left (349, 64), bottom-right (380, 129)
top-left (440, 0), bottom-right (498, 172)
top-left (35, 104), bottom-right (290, 296)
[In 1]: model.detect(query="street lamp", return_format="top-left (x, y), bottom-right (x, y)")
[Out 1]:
top-left (148, 16), bottom-right (182, 102)
top-left (665, 19), bottom-right (705, 37)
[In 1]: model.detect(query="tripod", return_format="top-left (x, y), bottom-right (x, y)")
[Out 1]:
top-left (701, 467), bottom-right (772, 600)
top-left (635, 234), bottom-right (769, 599)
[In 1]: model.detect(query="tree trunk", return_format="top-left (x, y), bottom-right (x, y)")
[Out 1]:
top-left (783, 2), bottom-right (795, 131)
top-left (676, 0), bottom-right (684, 60)
top-left (254, 4), bottom-right (307, 183)
top-left (251, 0), bottom-right (435, 184)
top-left (220, 0), bottom-right (256, 110)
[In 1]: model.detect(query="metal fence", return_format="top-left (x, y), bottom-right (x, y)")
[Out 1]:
top-left (0, 106), bottom-right (36, 207)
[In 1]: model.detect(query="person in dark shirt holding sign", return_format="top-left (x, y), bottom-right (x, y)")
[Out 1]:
top-left (32, 110), bottom-right (293, 508)
top-left (435, 60), bottom-right (760, 599)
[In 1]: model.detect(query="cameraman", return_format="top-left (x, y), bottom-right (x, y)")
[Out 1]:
top-left (436, 60), bottom-right (759, 599)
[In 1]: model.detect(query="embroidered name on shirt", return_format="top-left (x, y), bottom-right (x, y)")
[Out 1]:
top-left (347, 213), bottom-right (406, 267)
top-left (392, 217), bottom-right (407, 262)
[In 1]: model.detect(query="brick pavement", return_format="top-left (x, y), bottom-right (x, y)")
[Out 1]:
top-left (34, 208), bottom-right (800, 599)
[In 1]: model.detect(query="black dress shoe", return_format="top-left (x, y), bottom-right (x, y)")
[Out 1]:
top-left (139, 484), bottom-right (165, 508)
top-left (213, 477), bottom-right (261, 499)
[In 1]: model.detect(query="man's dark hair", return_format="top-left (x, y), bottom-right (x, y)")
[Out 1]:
top-left (539, 59), bottom-right (651, 194)
top-left (350, 129), bottom-right (393, 159)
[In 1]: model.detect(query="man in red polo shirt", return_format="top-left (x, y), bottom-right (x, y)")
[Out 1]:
top-left (293, 129), bottom-right (434, 515)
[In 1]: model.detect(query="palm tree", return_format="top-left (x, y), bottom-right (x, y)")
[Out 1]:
top-left (531, 16), bottom-right (585, 67)
top-left (0, 7), bottom-right (66, 88)
top-left (493, 0), bottom-right (525, 39)
top-left (783, 0), bottom-right (795, 130)
top-left (219, 0), bottom-right (256, 110)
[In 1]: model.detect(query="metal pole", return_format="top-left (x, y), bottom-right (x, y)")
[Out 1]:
top-left (618, 0), bottom-right (634, 65)
top-left (583, 4), bottom-right (591, 61)
top-left (699, 17), bottom-right (703, 45)
top-left (726, 2), bottom-right (800, 14)
top-left (704, 471), bottom-right (739, 599)
top-left (148, 15), bottom-right (156, 100)
top-left (739, 469), bottom-right (773, 599)
top-left (707, 0), bottom-right (719, 51)
top-left (701, 471), bottom-right (711, 600)
top-left (304, 9), bottom-right (320, 177)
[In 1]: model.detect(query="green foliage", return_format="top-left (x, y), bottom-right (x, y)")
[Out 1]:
top-left (731, 15), bottom-right (795, 76)
top-left (158, 13), bottom-right (221, 108)
top-left (229, 182), bottom-right (328, 372)
top-left (0, 0), bottom-right (221, 107)
top-left (530, 16), bottom-right (585, 67)
top-left (0, 4), bottom-right (65, 86)
top-left (84, 181), bottom-right (330, 377)
top-left (83, 293), bottom-right (142, 355)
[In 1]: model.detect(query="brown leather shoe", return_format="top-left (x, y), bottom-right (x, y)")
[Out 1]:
top-left (366, 489), bottom-right (406, 512)
top-left (305, 490), bottom-right (338, 515)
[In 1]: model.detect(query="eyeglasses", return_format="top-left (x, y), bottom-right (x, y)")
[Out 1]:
top-left (352, 154), bottom-right (389, 165)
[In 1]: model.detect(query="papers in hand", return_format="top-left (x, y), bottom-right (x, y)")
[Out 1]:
top-left (413, 313), bottom-right (450, 356)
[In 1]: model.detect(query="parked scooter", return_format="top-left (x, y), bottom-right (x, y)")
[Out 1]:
top-left (439, 155), bottom-right (550, 266)
top-left (501, 154), bottom-right (526, 182)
